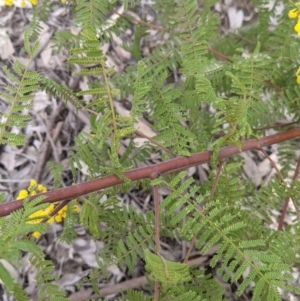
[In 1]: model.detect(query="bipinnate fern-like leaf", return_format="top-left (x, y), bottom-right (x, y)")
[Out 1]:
top-left (0, 261), bottom-right (17, 295)
top-left (0, 195), bottom-right (49, 243)
top-left (39, 77), bottom-right (82, 110)
top-left (74, 0), bottom-right (109, 28)
top-left (67, 24), bottom-right (137, 176)
top-left (79, 193), bottom-right (110, 240)
top-left (58, 202), bottom-right (79, 244)
top-left (0, 192), bottom-right (56, 300)
top-left (2, 1), bottom-right (300, 300)
top-left (157, 171), bottom-right (300, 300)
top-left (80, 225), bottom-right (155, 292)
top-left (116, 226), bottom-right (155, 272)
top-left (30, 252), bottom-right (69, 301)
top-left (148, 71), bottom-right (196, 156)
top-left (160, 284), bottom-right (209, 301)
top-left (122, 289), bottom-right (153, 301)
top-left (0, 34), bottom-right (40, 146)
top-left (144, 249), bottom-right (191, 284)
top-left (176, 0), bottom-right (219, 77)
top-left (0, 262), bottom-right (30, 301)
top-left (130, 61), bottom-right (153, 120)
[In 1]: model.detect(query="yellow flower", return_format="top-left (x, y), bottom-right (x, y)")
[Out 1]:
top-left (32, 232), bottom-right (41, 239)
top-left (38, 184), bottom-right (47, 193)
top-left (17, 180), bottom-right (79, 238)
top-left (43, 204), bottom-right (55, 216)
top-left (20, 0), bottom-right (26, 6)
top-left (296, 67), bottom-right (300, 84)
top-left (17, 190), bottom-right (28, 200)
top-left (4, 0), bottom-right (13, 6)
top-left (29, 179), bottom-right (37, 187)
top-left (29, 0), bottom-right (37, 4)
top-left (289, 8), bottom-right (299, 19)
top-left (27, 209), bottom-right (47, 224)
top-left (294, 19), bottom-right (300, 34)
top-left (54, 215), bottom-right (62, 223)
top-left (57, 207), bottom-right (67, 220)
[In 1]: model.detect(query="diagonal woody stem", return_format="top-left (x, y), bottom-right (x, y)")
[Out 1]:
top-left (1, 128), bottom-right (300, 217)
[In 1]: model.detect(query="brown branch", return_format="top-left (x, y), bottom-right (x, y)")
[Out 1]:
top-left (1, 128), bottom-right (300, 217)
top-left (151, 176), bottom-right (161, 300)
top-left (152, 172), bottom-right (162, 301)
top-left (254, 121), bottom-right (299, 131)
top-left (153, 184), bottom-right (160, 255)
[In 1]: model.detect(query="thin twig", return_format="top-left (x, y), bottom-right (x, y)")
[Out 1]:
top-left (42, 199), bottom-right (71, 223)
top-left (259, 149), bottom-right (284, 182)
top-left (151, 174), bottom-right (160, 301)
top-left (278, 157), bottom-right (300, 230)
top-left (254, 121), bottom-right (299, 131)
top-left (260, 149), bottom-right (300, 224)
top-left (135, 129), bottom-right (177, 157)
top-left (209, 161), bottom-right (225, 198)
top-left (153, 184), bottom-right (160, 255)
top-left (183, 235), bottom-right (197, 264)
top-left (32, 101), bottom-right (66, 182)
top-left (183, 161), bottom-right (224, 263)
top-left (154, 281), bottom-right (159, 301)
top-left (111, 9), bottom-right (283, 93)
top-left (27, 199), bottom-right (71, 239)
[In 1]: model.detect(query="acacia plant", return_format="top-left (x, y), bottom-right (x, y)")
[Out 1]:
top-left (1, 0), bottom-right (300, 300)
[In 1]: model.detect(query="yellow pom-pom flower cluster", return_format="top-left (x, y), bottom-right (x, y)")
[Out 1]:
top-left (288, 2), bottom-right (300, 36)
top-left (17, 179), bottom-right (79, 239)
top-left (296, 67), bottom-right (300, 85)
top-left (288, 3), bottom-right (300, 84)
top-left (1, 0), bottom-right (65, 7)
top-left (1, 0), bottom-right (36, 7)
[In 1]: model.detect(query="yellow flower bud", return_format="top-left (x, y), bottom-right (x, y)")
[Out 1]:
top-left (288, 9), bottom-right (299, 19)
top-left (29, 179), bottom-right (37, 187)
top-left (37, 184), bottom-right (47, 192)
top-left (4, 0), bottom-right (13, 6)
top-left (54, 215), bottom-right (63, 223)
top-left (17, 190), bottom-right (28, 200)
top-left (32, 232), bottom-right (41, 239)
top-left (294, 20), bottom-right (300, 34)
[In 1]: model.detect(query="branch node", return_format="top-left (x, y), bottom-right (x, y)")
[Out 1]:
top-left (150, 172), bottom-right (160, 179)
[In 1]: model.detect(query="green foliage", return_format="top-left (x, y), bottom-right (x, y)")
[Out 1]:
top-left (0, 193), bottom-right (52, 301)
top-left (1, 0), bottom-right (300, 300)
top-left (144, 249), bottom-right (191, 284)
top-left (59, 201), bottom-right (79, 244)
top-left (0, 29), bottom-right (41, 146)
top-left (47, 161), bottom-right (64, 189)
top-left (30, 252), bottom-right (70, 301)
